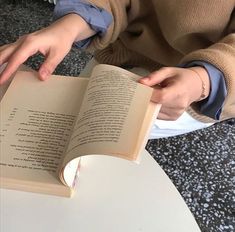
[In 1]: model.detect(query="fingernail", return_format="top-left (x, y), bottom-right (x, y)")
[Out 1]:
top-left (139, 76), bottom-right (150, 83)
top-left (40, 69), bottom-right (49, 80)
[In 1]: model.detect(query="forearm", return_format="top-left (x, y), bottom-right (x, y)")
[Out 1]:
top-left (183, 61), bottom-right (228, 120)
top-left (180, 33), bottom-right (235, 121)
top-left (53, 0), bottom-right (114, 49)
top-left (51, 13), bottom-right (96, 44)
top-left (188, 66), bottom-right (210, 102)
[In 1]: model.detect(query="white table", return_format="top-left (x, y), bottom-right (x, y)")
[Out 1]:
top-left (0, 150), bottom-right (201, 232)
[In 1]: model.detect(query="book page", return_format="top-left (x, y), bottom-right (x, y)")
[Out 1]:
top-left (62, 64), bottom-right (157, 167)
top-left (0, 71), bottom-right (88, 196)
top-left (0, 64), bottom-right (33, 101)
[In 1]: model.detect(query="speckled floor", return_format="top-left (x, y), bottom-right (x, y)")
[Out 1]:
top-left (0, 1), bottom-right (234, 231)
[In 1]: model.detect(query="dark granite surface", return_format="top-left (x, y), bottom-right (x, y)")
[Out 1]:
top-left (0, 1), bottom-right (234, 231)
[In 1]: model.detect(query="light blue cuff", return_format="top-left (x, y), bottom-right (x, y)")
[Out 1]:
top-left (54, 0), bottom-right (113, 48)
top-left (182, 61), bottom-right (227, 120)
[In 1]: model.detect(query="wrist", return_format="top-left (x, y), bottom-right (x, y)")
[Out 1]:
top-left (188, 67), bottom-right (210, 102)
top-left (53, 13), bottom-right (96, 43)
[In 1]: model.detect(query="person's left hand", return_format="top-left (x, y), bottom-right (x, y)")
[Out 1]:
top-left (139, 66), bottom-right (210, 120)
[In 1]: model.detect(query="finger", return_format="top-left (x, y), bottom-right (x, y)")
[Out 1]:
top-left (157, 110), bottom-right (183, 121)
top-left (38, 49), bottom-right (68, 80)
top-left (0, 44), bottom-right (37, 85)
top-left (150, 81), bottom-right (186, 105)
top-left (0, 44), bottom-right (11, 52)
top-left (150, 88), bottom-right (174, 104)
top-left (158, 106), bottom-right (184, 120)
top-left (0, 44), bottom-right (18, 65)
top-left (157, 111), bottom-right (175, 120)
top-left (139, 67), bottom-right (176, 86)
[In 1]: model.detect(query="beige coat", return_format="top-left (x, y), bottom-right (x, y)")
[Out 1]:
top-left (86, 0), bottom-right (235, 122)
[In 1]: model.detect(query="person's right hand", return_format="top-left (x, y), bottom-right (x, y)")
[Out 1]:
top-left (0, 14), bottom-right (95, 85)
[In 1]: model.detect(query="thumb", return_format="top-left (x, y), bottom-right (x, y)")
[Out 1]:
top-left (38, 50), bottom-right (64, 80)
top-left (139, 67), bottom-right (175, 87)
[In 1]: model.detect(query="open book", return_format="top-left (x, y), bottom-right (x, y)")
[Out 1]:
top-left (0, 64), bottom-right (160, 197)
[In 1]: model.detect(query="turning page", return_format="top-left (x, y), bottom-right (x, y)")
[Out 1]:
top-left (62, 64), bottom-right (159, 169)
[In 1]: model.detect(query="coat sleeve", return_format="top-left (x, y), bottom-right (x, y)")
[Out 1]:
top-left (181, 10), bottom-right (235, 121)
top-left (85, 0), bottom-right (131, 50)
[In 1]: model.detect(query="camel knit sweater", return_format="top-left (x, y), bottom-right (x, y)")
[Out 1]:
top-left (86, 0), bottom-right (235, 123)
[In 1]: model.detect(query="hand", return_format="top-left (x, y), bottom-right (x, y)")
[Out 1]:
top-left (139, 66), bottom-right (210, 120)
top-left (0, 14), bottom-right (95, 85)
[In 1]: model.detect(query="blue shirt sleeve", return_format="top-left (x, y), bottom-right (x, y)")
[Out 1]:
top-left (182, 61), bottom-right (227, 120)
top-left (53, 0), bottom-right (113, 48)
